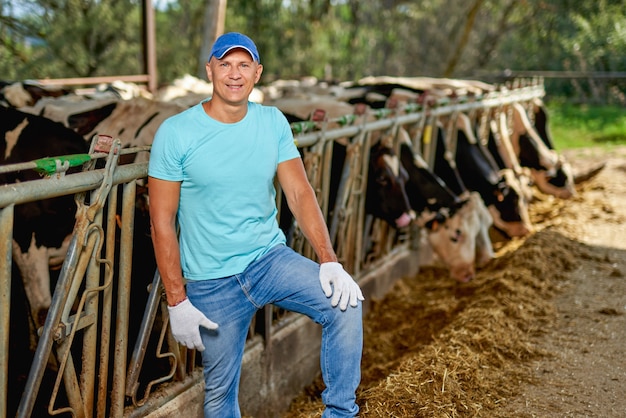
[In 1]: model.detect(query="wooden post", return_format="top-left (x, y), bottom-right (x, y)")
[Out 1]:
top-left (198, 0), bottom-right (227, 80)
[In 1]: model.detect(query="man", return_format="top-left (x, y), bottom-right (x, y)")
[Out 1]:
top-left (148, 32), bottom-right (364, 418)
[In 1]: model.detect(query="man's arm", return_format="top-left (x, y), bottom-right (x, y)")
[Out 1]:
top-left (148, 176), bottom-right (218, 350)
top-left (277, 157), bottom-right (364, 310)
top-left (276, 158), bottom-right (337, 263)
top-left (148, 176), bottom-right (187, 306)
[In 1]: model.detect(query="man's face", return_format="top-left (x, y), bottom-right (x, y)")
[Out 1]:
top-left (206, 49), bottom-right (263, 107)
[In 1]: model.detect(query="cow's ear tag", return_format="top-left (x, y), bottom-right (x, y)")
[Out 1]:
top-left (311, 109), bottom-right (326, 122)
top-left (94, 134), bottom-right (114, 153)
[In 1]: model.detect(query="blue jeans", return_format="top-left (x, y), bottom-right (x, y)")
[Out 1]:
top-left (186, 244), bottom-right (363, 418)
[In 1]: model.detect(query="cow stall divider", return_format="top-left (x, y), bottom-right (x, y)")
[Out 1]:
top-left (0, 79), bottom-right (545, 418)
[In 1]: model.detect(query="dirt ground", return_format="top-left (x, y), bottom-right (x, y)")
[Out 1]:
top-left (497, 146), bottom-right (626, 418)
top-left (285, 146), bottom-right (626, 417)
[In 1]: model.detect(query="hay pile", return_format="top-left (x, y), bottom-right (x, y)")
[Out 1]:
top-left (284, 229), bottom-right (585, 417)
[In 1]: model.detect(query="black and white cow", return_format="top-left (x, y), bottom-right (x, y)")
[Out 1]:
top-left (434, 114), bottom-right (533, 239)
top-left (366, 140), bottom-right (415, 228)
top-left (1, 106), bottom-right (88, 330)
top-left (396, 133), bottom-right (494, 282)
top-left (18, 96), bottom-right (187, 167)
top-left (508, 101), bottom-right (576, 199)
top-left (2, 106), bottom-right (158, 374)
top-left (0, 81), bottom-right (70, 108)
top-left (273, 96), bottom-right (494, 282)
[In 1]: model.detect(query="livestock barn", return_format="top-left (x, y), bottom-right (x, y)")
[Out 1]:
top-left (1, 76), bottom-right (586, 417)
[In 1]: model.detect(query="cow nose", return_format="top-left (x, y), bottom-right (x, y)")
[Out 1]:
top-left (455, 271), bottom-right (474, 283)
top-left (452, 266), bottom-right (474, 283)
top-left (395, 212), bottom-right (414, 228)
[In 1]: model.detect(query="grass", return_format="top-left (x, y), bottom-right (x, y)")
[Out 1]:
top-left (545, 100), bottom-right (626, 150)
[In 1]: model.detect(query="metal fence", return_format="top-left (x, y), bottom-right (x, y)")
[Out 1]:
top-left (0, 80), bottom-right (545, 417)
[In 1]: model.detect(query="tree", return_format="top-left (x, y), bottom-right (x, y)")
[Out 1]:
top-left (1, 0), bottom-right (624, 101)
top-left (197, 0), bottom-right (226, 79)
top-left (153, 0), bottom-right (206, 83)
top-left (0, 0), bottom-right (142, 80)
top-left (443, 0), bottom-right (485, 77)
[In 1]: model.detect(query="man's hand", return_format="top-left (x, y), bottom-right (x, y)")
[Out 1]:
top-left (167, 298), bottom-right (219, 351)
top-left (319, 262), bottom-right (365, 310)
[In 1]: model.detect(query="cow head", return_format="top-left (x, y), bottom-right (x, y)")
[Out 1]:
top-left (512, 103), bottom-right (576, 199)
top-left (366, 140), bottom-right (415, 228)
top-left (420, 192), bottom-right (494, 283)
top-left (531, 156), bottom-right (576, 199)
top-left (398, 138), bottom-right (494, 282)
top-left (487, 168), bottom-right (533, 238)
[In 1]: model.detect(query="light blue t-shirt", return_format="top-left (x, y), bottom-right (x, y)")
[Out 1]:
top-left (148, 101), bottom-right (300, 280)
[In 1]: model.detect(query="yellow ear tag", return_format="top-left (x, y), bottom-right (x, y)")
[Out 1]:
top-left (423, 125), bottom-right (432, 145)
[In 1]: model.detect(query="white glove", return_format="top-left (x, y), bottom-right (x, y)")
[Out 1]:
top-left (167, 298), bottom-right (219, 351)
top-left (319, 262), bottom-right (365, 310)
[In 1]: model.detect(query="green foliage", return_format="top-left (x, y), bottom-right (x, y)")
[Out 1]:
top-left (492, 0), bottom-right (626, 101)
top-left (546, 100), bottom-right (626, 149)
top-left (0, 0), bottom-right (624, 104)
top-left (154, 0), bottom-right (207, 83)
top-left (1, 0), bottom-right (142, 79)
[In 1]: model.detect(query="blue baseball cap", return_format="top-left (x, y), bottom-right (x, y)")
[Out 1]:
top-left (209, 32), bottom-right (260, 63)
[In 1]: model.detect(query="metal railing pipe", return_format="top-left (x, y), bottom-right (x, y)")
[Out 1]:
top-left (293, 85), bottom-right (545, 147)
top-left (0, 163), bottom-right (148, 208)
